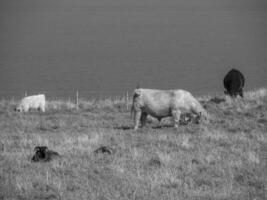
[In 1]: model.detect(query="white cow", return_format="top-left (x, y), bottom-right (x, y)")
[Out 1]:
top-left (131, 88), bottom-right (208, 130)
top-left (15, 94), bottom-right (46, 112)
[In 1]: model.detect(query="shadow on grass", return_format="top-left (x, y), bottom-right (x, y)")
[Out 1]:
top-left (113, 125), bottom-right (132, 130)
top-left (152, 124), bottom-right (174, 129)
top-left (152, 120), bottom-right (194, 129)
top-left (115, 123), bottom-right (190, 130)
top-left (208, 97), bottom-right (225, 104)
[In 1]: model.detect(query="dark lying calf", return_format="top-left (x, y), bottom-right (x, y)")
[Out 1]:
top-left (31, 146), bottom-right (60, 162)
top-left (94, 146), bottom-right (113, 155)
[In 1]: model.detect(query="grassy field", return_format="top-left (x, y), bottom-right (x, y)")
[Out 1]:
top-left (0, 89), bottom-right (266, 200)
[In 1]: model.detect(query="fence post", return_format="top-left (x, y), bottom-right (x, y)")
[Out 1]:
top-left (126, 91), bottom-right (129, 110)
top-left (76, 90), bottom-right (79, 110)
top-left (25, 91), bottom-right (27, 97)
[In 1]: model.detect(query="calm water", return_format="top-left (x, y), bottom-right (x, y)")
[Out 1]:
top-left (0, 0), bottom-right (267, 99)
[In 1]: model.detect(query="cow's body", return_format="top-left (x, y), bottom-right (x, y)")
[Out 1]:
top-left (223, 69), bottom-right (245, 97)
top-left (31, 146), bottom-right (60, 162)
top-left (15, 94), bottom-right (46, 112)
top-left (131, 88), bottom-right (208, 130)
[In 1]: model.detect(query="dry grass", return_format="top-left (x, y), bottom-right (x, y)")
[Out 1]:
top-left (0, 89), bottom-right (266, 200)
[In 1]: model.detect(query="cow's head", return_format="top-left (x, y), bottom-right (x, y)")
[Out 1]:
top-left (31, 146), bottom-right (49, 162)
top-left (34, 146), bottom-right (48, 158)
top-left (199, 110), bottom-right (209, 123)
top-left (34, 146), bottom-right (48, 153)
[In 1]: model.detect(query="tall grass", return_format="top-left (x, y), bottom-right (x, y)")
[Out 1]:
top-left (0, 89), bottom-right (266, 200)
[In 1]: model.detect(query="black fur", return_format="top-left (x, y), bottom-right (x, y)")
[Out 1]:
top-left (31, 146), bottom-right (59, 162)
top-left (223, 69), bottom-right (245, 97)
top-left (94, 146), bottom-right (113, 154)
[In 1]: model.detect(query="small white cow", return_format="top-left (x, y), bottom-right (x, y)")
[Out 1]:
top-left (15, 94), bottom-right (46, 112)
top-left (131, 88), bottom-right (208, 130)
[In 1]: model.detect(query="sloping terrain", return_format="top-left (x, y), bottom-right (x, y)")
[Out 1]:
top-left (0, 89), bottom-right (266, 200)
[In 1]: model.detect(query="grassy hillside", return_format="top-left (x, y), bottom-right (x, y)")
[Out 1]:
top-left (0, 89), bottom-right (266, 200)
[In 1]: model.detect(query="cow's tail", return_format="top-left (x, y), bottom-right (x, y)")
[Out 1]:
top-left (131, 87), bottom-right (141, 117)
top-left (131, 96), bottom-right (135, 117)
top-left (131, 104), bottom-right (134, 117)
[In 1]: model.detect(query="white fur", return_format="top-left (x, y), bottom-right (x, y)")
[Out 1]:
top-left (16, 94), bottom-right (46, 112)
top-left (132, 88), bottom-right (208, 130)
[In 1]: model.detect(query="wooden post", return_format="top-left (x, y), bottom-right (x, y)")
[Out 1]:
top-left (126, 91), bottom-right (129, 110)
top-left (25, 91), bottom-right (27, 97)
top-left (46, 171), bottom-right (49, 185)
top-left (76, 90), bottom-right (79, 110)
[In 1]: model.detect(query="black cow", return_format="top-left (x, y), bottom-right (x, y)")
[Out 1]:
top-left (223, 69), bottom-right (245, 97)
top-left (31, 146), bottom-right (60, 162)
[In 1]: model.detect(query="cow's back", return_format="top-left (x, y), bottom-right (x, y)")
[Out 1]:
top-left (21, 94), bottom-right (45, 108)
top-left (22, 94), bottom-right (44, 103)
top-left (172, 90), bottom-right (206, 114)
top-left (139, 89), bottom-right (174, 117)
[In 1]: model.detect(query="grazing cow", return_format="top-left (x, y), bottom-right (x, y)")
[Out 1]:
top-left (131, 88), bottom-right (208, 130)
top-left (15, 94), bottom-right (46, 112)
top-left (223, 69), bottom-right (245, 97)
top-left (31, 146), bottom-right (60, 162)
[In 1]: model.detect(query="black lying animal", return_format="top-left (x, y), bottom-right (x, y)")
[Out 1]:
top-left (223, 69), bottom-right (245, 97)
top-left (31, 146), bottom-right (60, 162)
top-left (94, 146), bottom-right (113, 155)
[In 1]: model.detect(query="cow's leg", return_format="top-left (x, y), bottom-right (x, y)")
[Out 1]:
top-left (140, 112), bottom-right (148, 127)
top-left (40, 105), bottom-right (45, 112)
top-left (171, 109), bottom-right (181, 129)
top-left (38, 107), bottom-right (45, 112)
top-left (134, 110), bottom-right (142, 130)
top-left (24, 106), bottom-right (29, 112)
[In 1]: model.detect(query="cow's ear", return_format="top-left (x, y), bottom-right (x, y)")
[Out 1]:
top-left (34, 146), bottom-right (39, 152)
top-left (44, 147), bottom-right (48, 152)
top-left (134, 89), bottom-right (141, 96)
